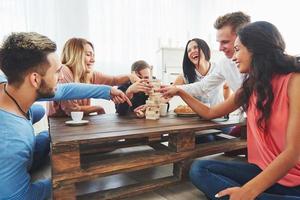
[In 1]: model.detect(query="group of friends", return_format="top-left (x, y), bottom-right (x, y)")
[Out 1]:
top-left (0, 10), bottom-right (299, 200)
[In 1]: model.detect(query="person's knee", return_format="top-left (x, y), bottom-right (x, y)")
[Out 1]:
top-left (35, 131), bottom-right (50, 152)
top-left (31, 104), bottom-right (46, 124)
top-left (189, 160), bottom-right (211, 181)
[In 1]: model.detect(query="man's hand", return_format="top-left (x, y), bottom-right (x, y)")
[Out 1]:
top-left (157, 85), bottom-right (181, 99)
top-left (126, 79), bottom-right (152, 98)
top-left (110, 87), bottom-right (132, 106)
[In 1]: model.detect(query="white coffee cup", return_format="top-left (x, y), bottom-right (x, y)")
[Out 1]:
top-left (71, 111), bottom-right (83, 122)
top-left (159, 103), bottom-right (168, 116)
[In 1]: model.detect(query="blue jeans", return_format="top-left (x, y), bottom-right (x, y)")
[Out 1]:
top-left (30, 104), bottom-right (46, 124)
top-left (30, 131), bottom-right (50, 172)
top-left (189, 160), bottom-right (300, 200)
top-left (28, 104), bottom-right (49, 172)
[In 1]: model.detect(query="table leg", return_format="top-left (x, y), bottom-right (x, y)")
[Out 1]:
top-left (169, 132), bottom-right (195, 180)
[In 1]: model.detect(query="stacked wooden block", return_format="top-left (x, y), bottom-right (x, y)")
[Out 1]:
top-left (145, 80), bottom-right (161, 120)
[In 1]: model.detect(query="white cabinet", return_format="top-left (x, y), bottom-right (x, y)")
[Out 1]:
top-left (156, 47), bottom-right (185, 84)
top-left (156, 48), bottom-right (225, 84)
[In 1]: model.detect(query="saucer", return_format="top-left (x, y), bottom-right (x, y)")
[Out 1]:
top-left (65, 120), bottom-right (89, 126)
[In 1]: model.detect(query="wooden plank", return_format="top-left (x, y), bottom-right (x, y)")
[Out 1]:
top-left (76, 176), bottom-right (179, 200)
top-left (52, 139), bottom-right (246, 186)
top-left (194, 129), bottom-right (223, 136)
top-left (194, 139), bottom-right (247, 157)
top-left (49, 114), bottom-right (245, 144)
top-left (79, 137), bottom-right (148, 155)
top-left (52, 183), bottom-right (76, 200)
top-left (51, 143), bottom-right (81, 176)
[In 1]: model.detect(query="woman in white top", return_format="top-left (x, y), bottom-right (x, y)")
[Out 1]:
top-left (173, 38), bottom-right (225, 106)
top-left (174, 38), bottom-right (232, 138)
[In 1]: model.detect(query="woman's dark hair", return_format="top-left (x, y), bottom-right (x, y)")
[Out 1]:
top-left (182, 38), bottom-right (210, 83)
top-left (236, 21), bottom-right (300, 130)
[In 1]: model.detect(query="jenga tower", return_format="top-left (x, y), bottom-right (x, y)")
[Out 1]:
top-left (145, 79), bottom-right (161, 120)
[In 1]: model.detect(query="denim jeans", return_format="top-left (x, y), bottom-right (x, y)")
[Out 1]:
top-left (29, 104), bottom-right (49, 172)
top-left (189, 160), bottom-right (300, 200)
top-left (31, 104), bottom-right (46, 124)
top-left (30, 131), bottom-right (50, 172)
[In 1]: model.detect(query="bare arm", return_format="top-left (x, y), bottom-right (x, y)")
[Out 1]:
top-left (77, 105), bottom-right (105, 115)
top-left (112, 75), bottom-right (131, 85)
top-left (173, 87), bottom-right (241, 119)
top-left (218, 73), bottom-right (300, 199)
top-left (173, 74), bottom-right (185, 85)
top-left (223, 82), bottom-right (233, 100)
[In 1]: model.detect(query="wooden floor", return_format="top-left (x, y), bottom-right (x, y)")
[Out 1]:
top-left (32, 153), bottom-right (246, 200)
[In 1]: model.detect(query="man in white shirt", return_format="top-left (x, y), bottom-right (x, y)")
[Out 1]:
top-left (162, 11), bottom-right (250, 98)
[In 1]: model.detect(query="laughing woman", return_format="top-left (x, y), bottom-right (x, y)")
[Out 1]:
top-left (161, 21), bottom-right (300, 199)
top-left (173, 38), bottom-right (224, 106)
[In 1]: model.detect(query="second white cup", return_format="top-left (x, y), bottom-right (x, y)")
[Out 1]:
top-left (71, 111), bottom-right (83, 122)
top-left (159, 103), bottom-right (168, 116)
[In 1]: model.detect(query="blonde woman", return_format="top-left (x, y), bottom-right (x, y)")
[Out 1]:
top-left (48, 38), bottom-right (137, 116)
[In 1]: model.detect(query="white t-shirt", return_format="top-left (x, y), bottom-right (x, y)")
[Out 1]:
top-left (182, 63), bottom-right (224, 106)
top-left (180, 58), bottom-right (244, 98)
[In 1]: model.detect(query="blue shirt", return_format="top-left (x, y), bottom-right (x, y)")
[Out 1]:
top-left (0, 75), bottom-right (111, 199)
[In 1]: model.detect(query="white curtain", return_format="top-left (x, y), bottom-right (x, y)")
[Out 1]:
top-left (0, 0), bottom-right (299, 76)
top-left (87, 0), bottom-right (203, 75)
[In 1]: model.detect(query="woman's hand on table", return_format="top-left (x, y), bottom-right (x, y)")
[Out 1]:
top-left (110, 88), bottom-right (132, 106)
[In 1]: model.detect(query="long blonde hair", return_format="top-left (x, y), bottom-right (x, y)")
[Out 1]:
top-left (61, 38), bottom-right (94, 83)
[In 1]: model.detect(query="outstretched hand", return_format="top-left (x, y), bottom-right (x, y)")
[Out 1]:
top-left (110, 87), bottom-right (132, 106)
top-left (127, 79), bottom-right (152, 95)
top-left (157, 85), bottom-right (180, 99)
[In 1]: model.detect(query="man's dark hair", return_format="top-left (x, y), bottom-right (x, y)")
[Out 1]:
top-left (214, 11), bottom-right (251, 33)
top-left (0, 32), bottom-right (57, 87)
top-left (131, 60), bottom-right (150, 73)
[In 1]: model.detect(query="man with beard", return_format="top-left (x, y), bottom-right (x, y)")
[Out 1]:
top-left (0, 32), bottom-right (131, 199)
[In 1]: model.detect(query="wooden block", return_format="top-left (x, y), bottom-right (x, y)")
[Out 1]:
top-left (168, 132), bottom-right (195, 152)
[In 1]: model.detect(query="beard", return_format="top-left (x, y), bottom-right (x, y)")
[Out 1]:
top-left (36, 79), bottom-right (55, 99)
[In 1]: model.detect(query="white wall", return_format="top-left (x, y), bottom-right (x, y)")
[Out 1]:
top-left (0, 0), bottom-right (299, 77)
